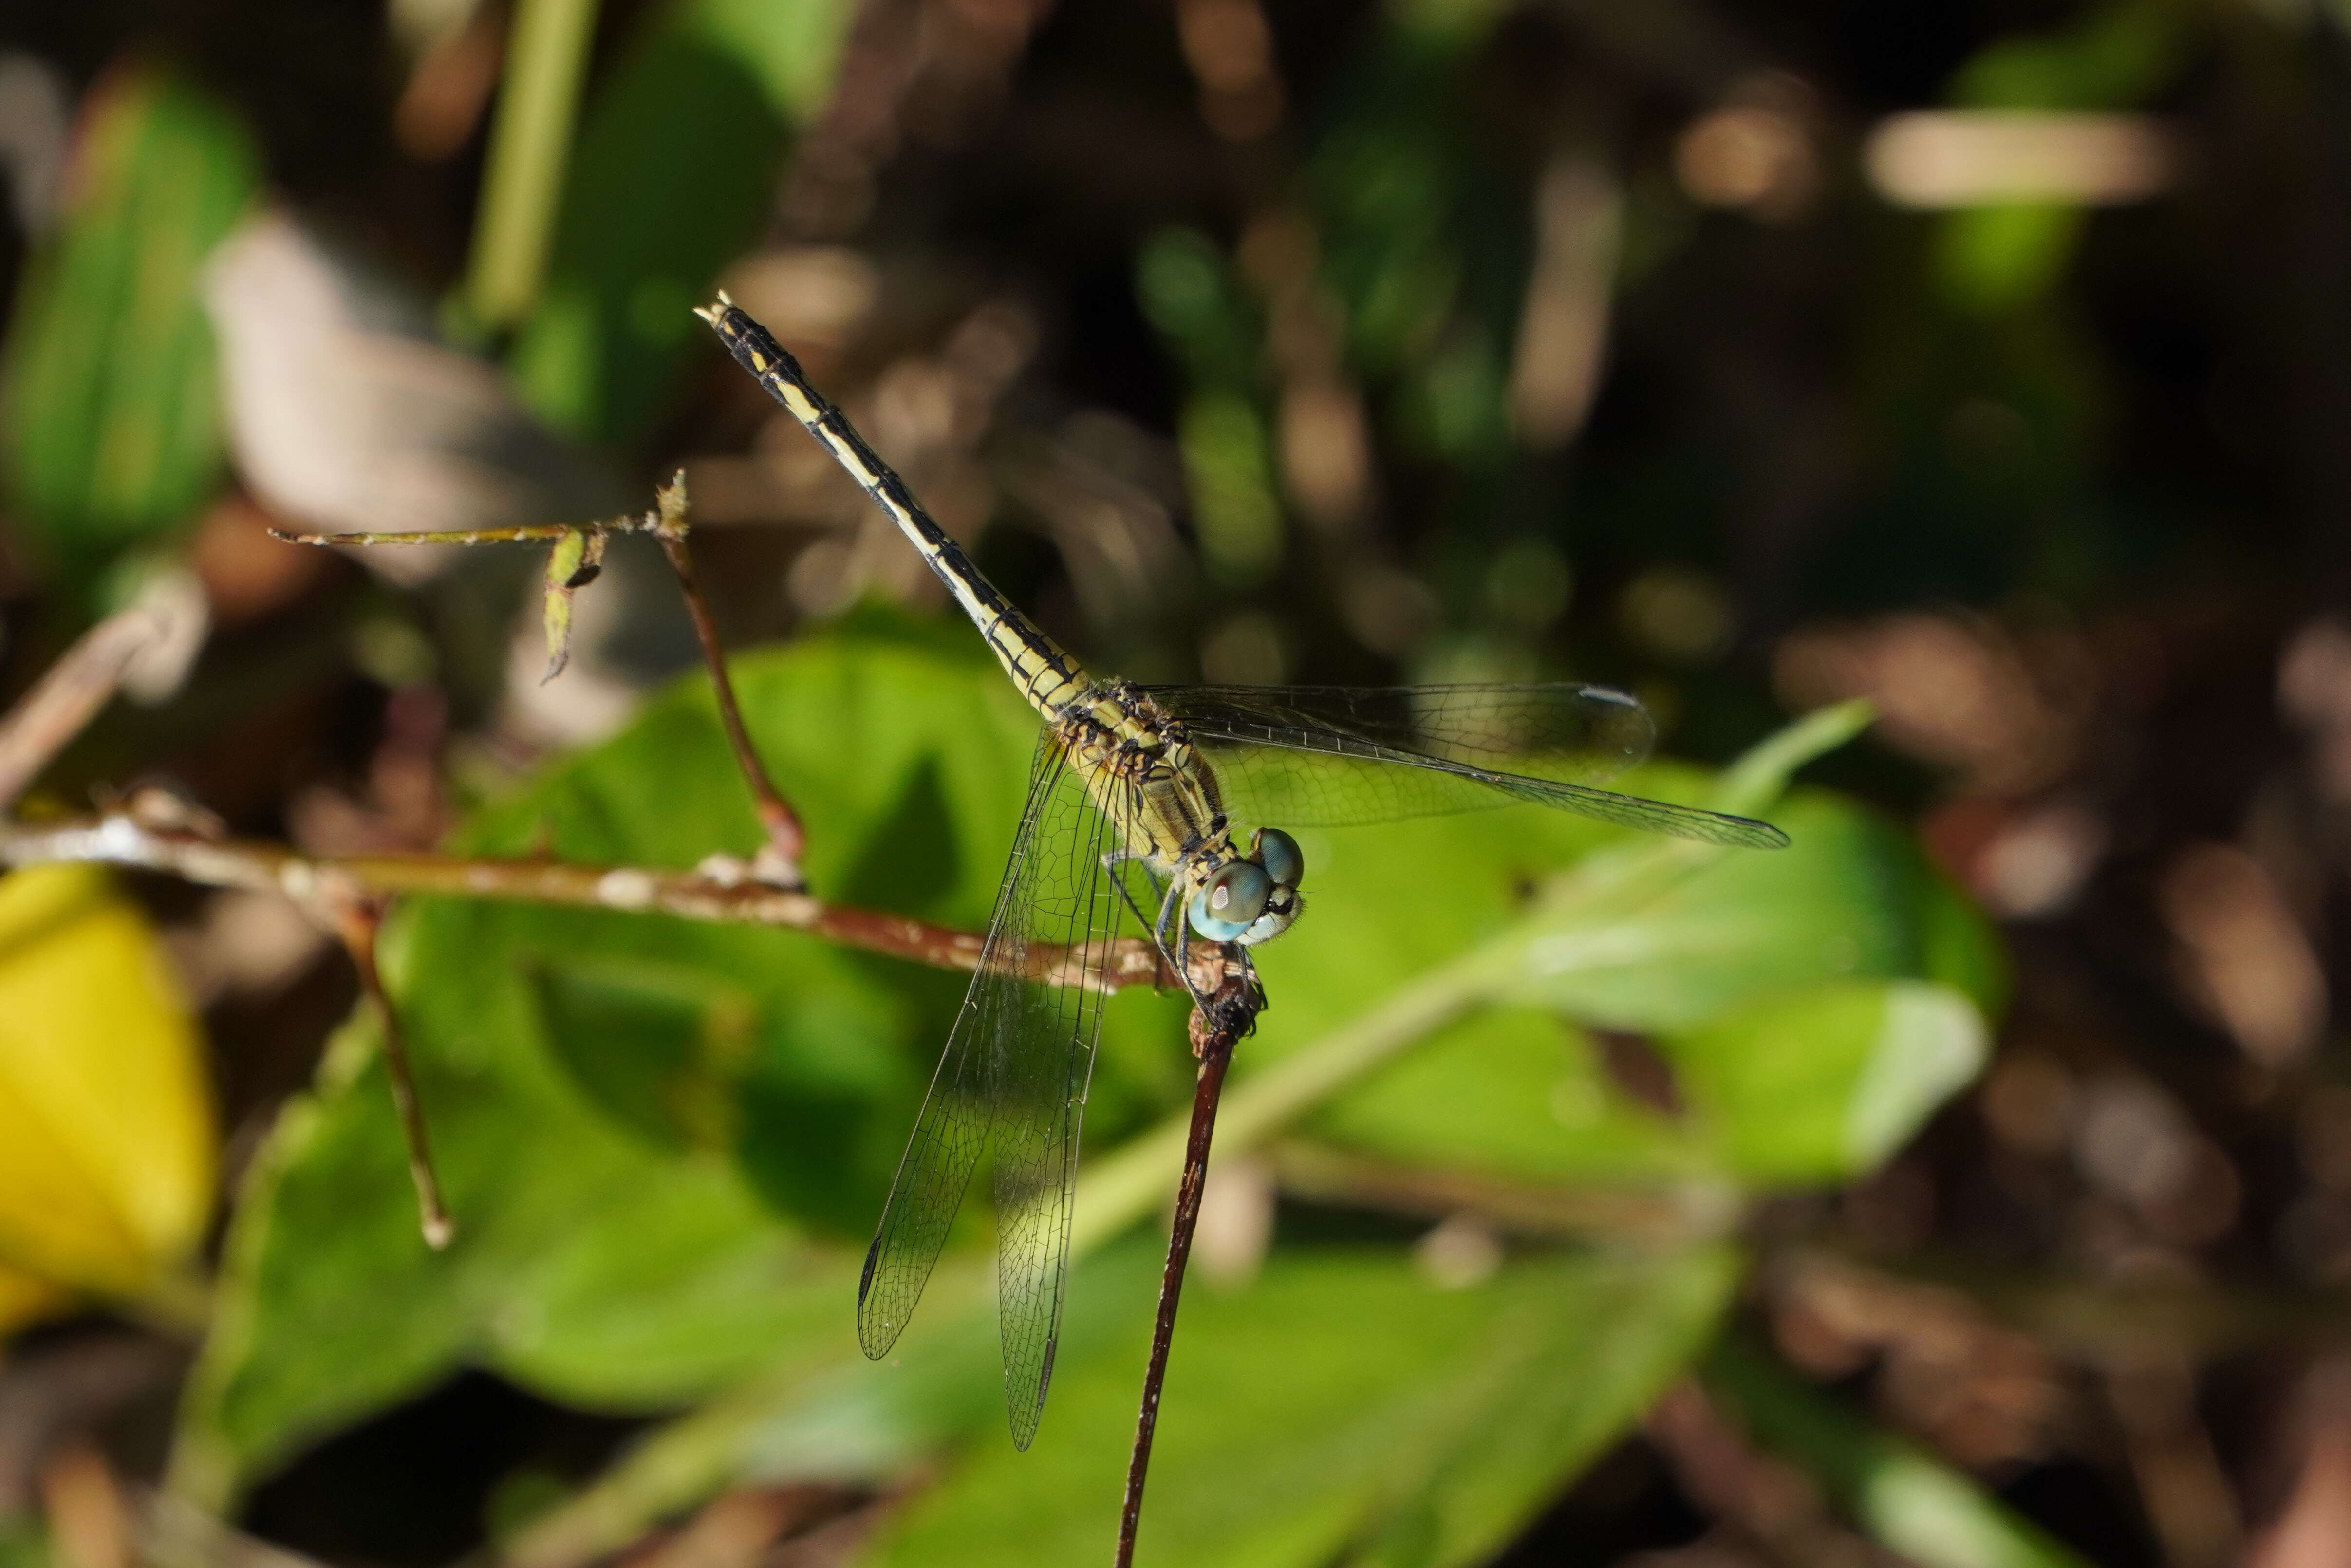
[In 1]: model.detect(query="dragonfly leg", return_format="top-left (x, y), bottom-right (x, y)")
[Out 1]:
top-left (1101, 851), bottom-right (1216, 1011)
top-left (1101, 851), bottom-right (1161, 952)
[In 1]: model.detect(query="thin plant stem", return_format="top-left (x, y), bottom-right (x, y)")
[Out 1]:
top-left (325, 897), bottom-right (454, 1248)
top-left (0, 809), bottom-right (1189, 992)
top-left (267, 518), bottom-right (652, 549)
top-left (1115, 961), bottom-right (1257, 1568)
top-left (465, 0), bottom-right (601, 329)
top-left (0, 605), bottom-right (168, 809)
top-left (647, 477), bottom-right (805, 880)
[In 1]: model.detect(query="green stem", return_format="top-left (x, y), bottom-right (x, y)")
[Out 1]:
top-left (465, 0), bottom-right (601, 329)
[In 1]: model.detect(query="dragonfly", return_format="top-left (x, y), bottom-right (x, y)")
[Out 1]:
top-left (697, 296), bottom-right (1789, 1459)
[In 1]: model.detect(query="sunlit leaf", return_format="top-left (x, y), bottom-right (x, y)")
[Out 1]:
top-left (181, 631), bottom-right (1987, 1533)
top-left (0, 865), bottom-right (214, 1304)
top-left (1665, 980), bottom-right (1988, 1182)
top-left (1251, 770), bottom-right (1998, 1184)
top-left (861, 1244), bottom-right (1739, 1568)
top-left (175, 625), bottom-right (1188, 1505)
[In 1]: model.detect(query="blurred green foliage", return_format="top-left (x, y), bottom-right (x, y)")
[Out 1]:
top-left (870, 1246), bottom-right (1741, 1568)
top-left (0, 65), bottom-right (256, 591)
top-left (503, 0), bottom-right (856, 443)
top-left (1937, 3), bottom-right (2185, 313)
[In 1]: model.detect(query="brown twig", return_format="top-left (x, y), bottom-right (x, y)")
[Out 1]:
top-left (0, 809), bottom-right (1193, 994)
top-left (1115, 952), bottom-right (1264, 1568)
top-left (0, 606), bottom-right (167, 810)
top-left (322, 896), bottom-right (453, 1248)
top-left (646, 474), bottom-right (806, 884)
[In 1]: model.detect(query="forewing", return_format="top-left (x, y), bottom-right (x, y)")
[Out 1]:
top-left (1149, 682), bottom-right (1788, 849)
top-left (854, 730), bottom-right (1128, 1451)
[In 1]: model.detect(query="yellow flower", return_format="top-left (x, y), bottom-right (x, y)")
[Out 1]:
top-left (0, 865), bottom-right (215, 1333)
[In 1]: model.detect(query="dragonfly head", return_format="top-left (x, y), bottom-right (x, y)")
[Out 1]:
top-left (1187, 827), bottom-right (1306, 946)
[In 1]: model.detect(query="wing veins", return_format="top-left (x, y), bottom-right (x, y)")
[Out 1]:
top-left (1181, 717), bottom-right (1789, 849)
top-left (854, 729), bottom-right (1133, 1451)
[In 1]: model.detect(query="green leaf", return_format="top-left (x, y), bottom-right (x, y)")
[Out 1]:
top-left (1706, 699), bottom-right (1873, 816)
top-left (1664, 980), bottom-right (1988, 1182)
top-left (174, 627), bottom-right (1204, 1503)
top-left (487, 694), bottom-right (1953, 1562)
top-left (0, 66), bottom-right (259, 584)
top-left (173, 1009), bottom-right (848, 1510)
top-left (861, 1244), bottom-right (1741, 1568)
top-left (1247, 775), bottom-right (1998, 1184)
top-left (540, 525), bottom-right (604, 680)
top-left (181, 648), bottom-right (1986, 1532)
top-left (505, 0), bottom-right (856, 443)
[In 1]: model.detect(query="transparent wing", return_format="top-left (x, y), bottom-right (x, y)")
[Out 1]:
top-left (856, 731), bottom-right (1129, 1448)
top-left (1146, 682), bottom-right (1789, 849)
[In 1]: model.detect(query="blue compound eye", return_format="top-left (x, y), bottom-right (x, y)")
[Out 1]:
top-left (1203, 859), bottom-right (1272, 923)
top-left (1253, 827), bottom-right (1304, 890)
top-left (1189, 859), bottom-right (1271, 940)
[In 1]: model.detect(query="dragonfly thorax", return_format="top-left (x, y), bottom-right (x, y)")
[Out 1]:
top-left (1050, 685), bottom-right (1306, 950)
top-left (1054, 682), bottom-right (1226, 871)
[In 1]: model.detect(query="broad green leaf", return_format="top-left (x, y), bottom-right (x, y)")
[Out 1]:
top-left (507, 0), bottom-right (856, 443)
top-left (174, 1007), bottom-right (857, 1508)
top-left (477, 687), bottom-right (1942, 1564)
top-left (175, 627), bottom-right (1189, 1504)
top-left (860, 1244), bottom-right (1738, 1568)
top-left (0, 67), bottom-right (258, 584)
top-left (1664, 980), bottom-right (1988, 1181)
top-left (182, 630), bottom-right (1983, 1529)
top-left (1248, 776), bottom-right (1997, 1185)
top-left (0, 866), bottom-right (214, 1308)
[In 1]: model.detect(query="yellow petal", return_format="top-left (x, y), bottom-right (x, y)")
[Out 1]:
top-left (0, 866), bottom-right (215, 1299)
